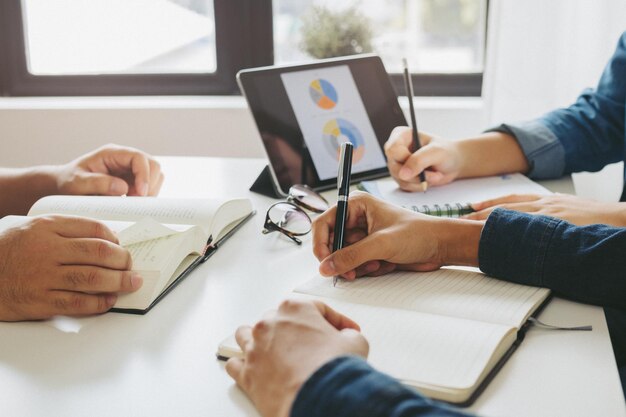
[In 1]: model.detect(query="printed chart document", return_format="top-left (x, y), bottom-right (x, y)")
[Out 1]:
top-left (218, 268), bottom-right (551, 405)
top-left (360, 173), bottom-right (550, 213)
top-left (0, 195), bottom-right (254, 314)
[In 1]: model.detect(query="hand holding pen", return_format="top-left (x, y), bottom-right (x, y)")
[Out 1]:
top-left (332, 142), bottom-right (353, 287)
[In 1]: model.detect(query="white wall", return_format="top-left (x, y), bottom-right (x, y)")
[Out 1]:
top-left (0, 96), bottom-right (483, 168)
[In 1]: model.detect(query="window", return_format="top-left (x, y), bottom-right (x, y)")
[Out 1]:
top-left (0, 0), bottom-right (486, 97)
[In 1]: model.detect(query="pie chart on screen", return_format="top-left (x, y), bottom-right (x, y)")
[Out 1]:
top-left (309, 79), bottom-right (338, 110)
top-left (322, 118), bottom-right (365, 163)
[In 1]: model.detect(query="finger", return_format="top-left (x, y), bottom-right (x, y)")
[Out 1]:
top-left (235, 325), bottom-right (253, 352)
top-left (225, 358), bottom-right (244, 385)
top-left (69, 172), bottom-right (130, 196)
top-left (354, 260), bottom-right (382, 276)
top-left (472, 194), bottom-right (542, 211)
top-left (128, 152), bottom-right (151, 196)
top-left (46, 216), bottom-right (119, 244)
top-left (319, 234), bottom-right (383, 277)
top-left (311, 300), bottom-right (361, 331)
top-left (384, 127), bottom-right (413, 163)
top-left (59, 238), bottom-right (132, 270)
top-left (311, 205), bottom-right (336, 261)
top-left (463, 208), bottom-right (494, 221)
top-left (359, 260), bottom-right (398, 277)
top-left (397, 145), bottom-right (444, 182)
top-left (57, 266), bottom-right (143, 293)
top-left (49, 291), bottom-right (117, 316)
top-left (148, 161), bottom-right (164, 196)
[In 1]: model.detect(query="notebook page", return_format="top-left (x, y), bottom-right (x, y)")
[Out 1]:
top-left (298, 295), bottom-right (516, 397)
top-left (294, 268), bottom-right (550, 328)
top-left (28, 196), bottom-right (220, 235)
top-left (360, 173), bottom-right (550, 208)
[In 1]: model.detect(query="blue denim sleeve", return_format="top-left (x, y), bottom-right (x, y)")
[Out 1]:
top-left (479, 208), bottom-right (626, 309)
top-left (291, 356), bottom-right (474, 417)
top-left (487, 32), bottom-right (626, 178)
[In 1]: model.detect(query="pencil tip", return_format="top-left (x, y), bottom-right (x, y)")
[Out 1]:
top-left (422, 182), bottom-right (428, 193)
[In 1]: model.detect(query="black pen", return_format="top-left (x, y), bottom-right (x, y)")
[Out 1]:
top-left (402, 58), bottom-right (428, 192)
top-left (332, 141), bottom-right (353, 287)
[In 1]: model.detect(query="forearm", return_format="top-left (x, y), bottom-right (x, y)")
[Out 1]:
top-left (479, 208), bottom-right (626, 309)
top-left (291, 356), bottom-right (473, 417)
top-left (0, 166), bottom-right (59, 216)
top-left (454, 132), bottom-right (530, 179)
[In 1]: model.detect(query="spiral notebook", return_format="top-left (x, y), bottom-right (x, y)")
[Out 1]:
top-left (358, 174), bottom-right (550, 216)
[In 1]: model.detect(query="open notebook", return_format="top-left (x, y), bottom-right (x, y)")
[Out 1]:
top-left (359, 173), bottom-right (550, 216)
top-left (218, 268), bottom-right (550, 405)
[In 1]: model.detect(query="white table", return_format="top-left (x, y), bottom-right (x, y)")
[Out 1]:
top-left (0, 156), bottom-right (623, 417)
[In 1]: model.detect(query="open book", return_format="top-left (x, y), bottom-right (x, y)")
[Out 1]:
top-left (218, 268), bottom-right (550, 405)
top-left (0, 195), bottom-right (254, 314)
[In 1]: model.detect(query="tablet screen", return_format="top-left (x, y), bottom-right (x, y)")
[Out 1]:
top-left (238, 55), bottom-right (405, 194)
top-left (280, 65), bottom-right (387, 181)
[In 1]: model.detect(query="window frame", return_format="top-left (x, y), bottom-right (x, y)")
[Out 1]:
top-left (0, 0), bottom-right (485, 97)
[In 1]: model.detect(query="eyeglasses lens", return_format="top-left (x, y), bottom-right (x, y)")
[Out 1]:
top-left (289, 185), bottom-right (329, 213)
top-left (267, 203), bottom-right (311, 234)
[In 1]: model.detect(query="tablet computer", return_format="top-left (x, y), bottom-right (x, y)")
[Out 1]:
top-left (238, 54), bottom-right (406, 196)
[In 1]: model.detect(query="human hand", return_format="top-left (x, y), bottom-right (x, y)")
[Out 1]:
top-left (0, 216), bottom-right (142, 321)
top-left (384, 127), bottom-right (463, 192)
top-left (225, 299), bottom-right (368, 417)
top-left (465, 193), bottom-right (626, 226)
top-left (55, 144), bottom-right (164, 197)
top-left (312, 192), bottom-right (482, 280)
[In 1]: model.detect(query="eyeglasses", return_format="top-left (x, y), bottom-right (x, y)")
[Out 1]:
top-left (262, 184), bottom-right (330, 245)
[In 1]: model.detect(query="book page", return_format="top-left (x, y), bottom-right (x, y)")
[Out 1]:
top-left (319, 298), bottom-right (516, 395)
top-left (295, 268), bottom-right (550, 328)
top-left (114, 226), bottom-right (206, 310)
top-left (28, 196), bottom-right (222, 235)
top-left (360, 173), bottom-right (550, 209)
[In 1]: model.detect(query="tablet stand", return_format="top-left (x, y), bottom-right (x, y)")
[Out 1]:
top-left (249, 165), bottom-right (284, 198)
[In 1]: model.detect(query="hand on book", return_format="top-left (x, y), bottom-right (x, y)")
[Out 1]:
top-left (225, 299), bottom-right (367, 417)
top-left (384, 127), bottom-right (463, 192)
top-left (55, 144), bottom-right (164, 197)
top-left (465, 193), bottom-right (626, 226)
top-left (312, 192), bottom-right (482, 280)
top-left (0, 215), bottom-right (143, 321)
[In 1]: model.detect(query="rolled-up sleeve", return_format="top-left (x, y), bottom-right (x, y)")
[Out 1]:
top-left (486, 32), bottom-right (626, 179)
top-left (479, 208), bottom-right (626, 309)
top-left (486, 121), bottom-right (566, 179)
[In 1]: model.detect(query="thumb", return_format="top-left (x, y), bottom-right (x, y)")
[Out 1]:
top-left (319, 234), bottom-right (383, 278)
top-left (70, 172), bottom-right (129, 196)
top-left (340, 328), bottom-right (370, 358)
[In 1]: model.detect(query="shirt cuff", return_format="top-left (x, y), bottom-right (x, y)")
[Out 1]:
top-left (485, 120), bottom-right (566, 179)
top-left (478, 208), bottom-right (561, 287)
top-left (290, 355), bottom-right (469, 417)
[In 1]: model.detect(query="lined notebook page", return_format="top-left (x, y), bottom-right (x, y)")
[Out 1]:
top-left (300, 296), bottom-right (516, 395)
top-left (360, 173), bottom-right (550, 208)
top-left (294, 268), bottom-right (550, 328)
